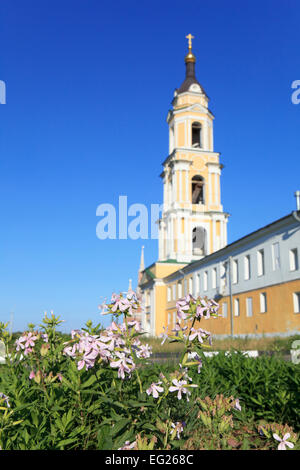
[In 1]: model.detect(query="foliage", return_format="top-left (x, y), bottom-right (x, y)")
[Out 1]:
top-left (0, 294), bottom-right (298, 450)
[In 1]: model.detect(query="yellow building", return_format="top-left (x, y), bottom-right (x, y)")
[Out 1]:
top-left (138, 36), bottom-right (300, 338)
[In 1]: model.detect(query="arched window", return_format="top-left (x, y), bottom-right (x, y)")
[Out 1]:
top-left (191, 175), bottom-right (205, 204)
top-left (192, 226), bottom-right (206, 256)
top-left (192, 122), bottom-right (202, 148)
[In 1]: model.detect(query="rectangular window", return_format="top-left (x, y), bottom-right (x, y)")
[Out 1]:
top-left (260, 292), bottom-right (267, 313)
top-left (168, 313), bottom-right (171, 325)
top-left (293, 292), bottom-right (300, 313)
top-left (246, 297), bottom-right (253, 317)
top-left (178, 282), bottom-right (182, 298)
top-left (173, 312), bottom-right (177, 326)
top-left (167, 287), bottom-right (171, 302)
top-left (197, 274), bottom-right (200, 295)
top-left (234, 298), bottom-right (240, 317)
top-left (289, 248), bottom-right (299, 271)
top-left (189, 277), bottom-right (193, 295)
top-left (244, 255), bottom-right (251, 280)
top-left (172, 284), bottom-right (176, 301)
top-left (257, 249), bottom-right (265, 276)
top-left (184, 279), bottom-right (187, 296)
top-left (203, 271), bottom-right (208, 291)
top-left (212, 268), bottom-right (217, 289)
top-left (232, 259), bottom-right (238, 284)
top-left (220, 262), bottom-right (227, 293)
top-left (222, 302), bottom-right (228, 318)
top-left (272, 242), bottom-right (280, 270)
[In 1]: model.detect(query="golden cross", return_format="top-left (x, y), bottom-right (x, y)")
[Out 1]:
top-left (186, 33), bottom-right (194, 50)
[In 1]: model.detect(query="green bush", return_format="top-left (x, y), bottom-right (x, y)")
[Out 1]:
top-left (0, 295), bottom-right (299, 451)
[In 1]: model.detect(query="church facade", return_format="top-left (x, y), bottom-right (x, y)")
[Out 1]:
top-left (138, 36), bottom-right (300, 338)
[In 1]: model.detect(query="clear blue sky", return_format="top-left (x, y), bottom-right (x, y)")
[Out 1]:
top-left (0, 0), bottom-right (299, 332)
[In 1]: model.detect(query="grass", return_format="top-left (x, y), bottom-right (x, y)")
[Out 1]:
top-left (211, 334), bottom-right (300, 352)
top-left (142, 334), bottom-right (300, 354)
top-left (8, 330), bottom-right (300, 355)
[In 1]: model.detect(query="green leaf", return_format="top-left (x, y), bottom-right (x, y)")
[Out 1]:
top-left (57, 437), bottom-right (78, 448)
top-left (142, 423), bottom-right (157, 432)
top-left (80, 374), bottom-right (97, 389)
top-left (127, 399), bottom-right (152, 408)
top-left (111, 418), bottom-right (131, 437)
top-left (31, 411), bottom-right (39, 427)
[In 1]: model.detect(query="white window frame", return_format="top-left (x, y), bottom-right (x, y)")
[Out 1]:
top-left (178, 282), bottom-right (182, 298)
top-left (244, 255), bottom-right (251, 281)
top-left (260, 292), bottom-right (267, 313)
top-left (212, 267), bottom-right (217, 289)
top-left (222, 302), bottom-right (228, 318)
top-left (197, 274), bottom-right (200, 295)
top-left (246, 297), bottom-right (253, 317)
top-left (272, 242), bottom-right (280, 270)
top-left (189, 277), bottom-right (193, 295)
top-left (232, 259), bottom-right (238, 284)
top-left (293, 292), bottom-right (300, 313)
top-left (167, 286), bottom-right (171, 302)
top-left (257, 249), bottom-right (265, 276)
top-left (203, 271), bottom-right (208, 291)
top-left (289, 248), bottom-right (298, 272)
top-left (184, 279), bottom-right (187, 296)
top-left (234, 298), bottom-right (240, 317)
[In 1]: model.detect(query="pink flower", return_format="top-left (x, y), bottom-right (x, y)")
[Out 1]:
top-left (127, 320), bottom-right (141, 332)
top-left (111, 297), bottom-right (130, 313)
top-left (196, 299), bottom-right (209, 318)
top-left (189, 327), bottom-right (211, 343)
top-left (159, 326), bottom-right (169, 345)
top-left (29, 371), bottom-right (35, 380)
top-left (107, 292), bottom-right (139, 317)
top-left (24, 332), bottom-right (37, 349)
top-left (63, 344), bottom-right (77, 358)
top-left (24, 347), bottom-right (33, 356)
top-left (234, 398), bottom-right (242, 411)
top-left (110, 352), bottom-right (135, 379)
top-left (0, 393), bottom-right (10, 408)
top-left (15, 331), bottom-right (38, 355)
top-left (208, 299), bottom-right (220, 315)
top-left (146, 382), bottom-right (164, 398)
top-left (169, 379), bottom-right (197, 401)
top-left (77, 346), bottom-right (99, 371)
top-left (15, 336), bottom-right (26, 351)
top-left (118, 440), bottom-right (136, 450)
top-left (176, 296), bottom-right (194, 320)
top-left (170, 422), bottom-right (184, 439)
top-left (71, 330), bottom-right (81, 339)
top-left (41, 333), bottom-right (48, 342)
top-left (171, 323), bottom-right (188, 337)
top-left (273, 433), bottom-right (294, 450)
top-left (136, 343), bottom-right (152, 359)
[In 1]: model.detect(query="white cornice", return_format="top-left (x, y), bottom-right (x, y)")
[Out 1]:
top-left (162, 148), bottom-right (221, 168)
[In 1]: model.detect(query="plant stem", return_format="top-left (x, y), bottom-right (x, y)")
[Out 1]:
top-left (124, 316), bottom-right (143, 394)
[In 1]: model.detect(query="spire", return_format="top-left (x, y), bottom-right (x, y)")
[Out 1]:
top-left (139, 245), bottom-right (145, 272)
top-left (176, 34), bottom-right (206, 96)
top-left (128, 278), bottom-right (132, 291)
top-left (137, 245), bottom-right (145, 293)
top-left (185, 33), bottom-right (196, 64)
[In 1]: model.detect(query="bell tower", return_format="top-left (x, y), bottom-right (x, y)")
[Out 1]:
top-left (158, 35), bottom-right (229, 263)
